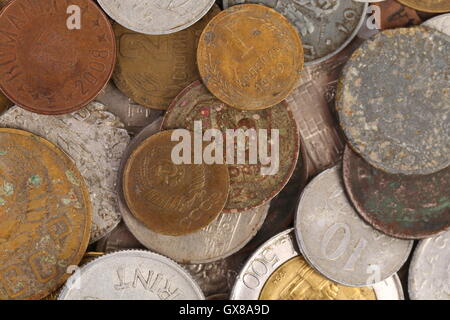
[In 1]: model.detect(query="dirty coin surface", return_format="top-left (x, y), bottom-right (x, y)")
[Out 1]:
top-left (397, 0), bottom-right (450, 13)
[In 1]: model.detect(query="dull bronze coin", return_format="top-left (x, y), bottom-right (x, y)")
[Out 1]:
top-left (0, 0), bottom-right (115, 115)
top-left (397, 0), bottom-right (450, 13)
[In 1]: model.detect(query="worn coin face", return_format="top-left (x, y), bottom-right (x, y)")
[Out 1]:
top-left (162, 81), bottom-right (299, 212)
top-left (372, 0), bottom-right (421, 30)
top-left (343, 147), bottom-right (450, 240)
top-left (230, 229), bottom-right (405, 300)
top-left (113, 5), bottom-right (220, 110)
top-left (424, 13), bottom-right (450, 35)
top-left (97, 0), bottom-right (215, 35)
top-left (397, 0), bottom-right (450, 13)
top-left (0, 103), bottom-right (130, 243)
top-left (0, 0), bottom-right (12, 116)
top-left (223, 0), bottom-right (367, 65)
top-left (198, 4), bottom-right (303, 110)
top-left (295, 166), bottom-right (413, 287)
top-left (0, 0), bottom-right (115, 115)
top-left (409, 230), bottom-right (450, 300)
top-left (337, 27), bottom-right (450, 175)
top-left (0, 129), bottom-right (91, 300)
top-left (58, 250), bottom-right (205, 300)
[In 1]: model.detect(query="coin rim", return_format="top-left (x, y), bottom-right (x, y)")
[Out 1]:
top-left (397, 0), bottom-right (450, 13)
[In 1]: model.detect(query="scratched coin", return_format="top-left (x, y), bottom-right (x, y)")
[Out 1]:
top-left (343, 147), bottom-right (450, 240)
top-left (0, 0), bottom-right (115, 115)
top-left (0, 128), bottom-right (91, 300)
top-left (423, 13), bottom-right (450, 35)
top-left (0, 102), bottom-right (130, 243)
top-left (58, 250), bottom-right (205, 300)
top-left (337, 27), bottom-right (450, 175)
top-left (409, 230), bottom-right (450, 300)
top-left (113, 5), bottom-right (220, 110)
top-left (162, 81), bottom-right (299, 212)
top-left (397, 0), bottom-right (450, 13)
top-left (223, 0), bottom-right (367, 65)
top-left (231, 229), bottom-right (405, 300)
top-left (294, 166), bottom-right (413, 287)
top-left (97, 0), bottom-right (215, 35)
top-left (197, 4), bottom-right (303, 110)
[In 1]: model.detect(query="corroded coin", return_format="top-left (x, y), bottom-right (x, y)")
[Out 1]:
top-left (397, 0), bottom-right (450, 13)
top-left (123, 130), bottom-right (230, 236)
top-left (343, 146), bottom-right (450, 240)
top-left (0, 0), bottom-right (13, 115)
top-left (0, 128), bottom-right (91, 300)
top-left (0, 103), bottom-right (130, 243)
top-left (162, 81), bottom-right (299, 212)
top-left (373, 0), bottom-right (421, 30)
top-left (337, 27), bottom-right (450, 175)
top-left (0, 0), bottom-right (115, 115)
top-left (424, 13), bottom-right (450, 35)
top-left (197, 4), bottom-right (303, 110)
top-left (113, 5), bottom-right (220, 110)
top-left (223, 0), bottom-right (367, 65)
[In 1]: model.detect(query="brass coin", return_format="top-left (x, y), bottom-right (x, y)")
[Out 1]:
top-left (260, 256), bottom-right (376, 300)
top-left (397, 0), bottom-right (450, 13)
top-left (123, 130), bottom-right (230, 236)
top-left (113, 5), bottom-right (220, 110)
top-left (0, 128), bottom-right (91, 300)
top-left (197, 4), bottom-right (304, 110)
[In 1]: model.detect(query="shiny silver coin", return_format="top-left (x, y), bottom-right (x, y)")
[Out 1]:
top-left (58, 250), bottom-right (204, 300)
top-left (230, 229), bottom-right (405, 300)
top-left (294, 166), bottom-right (413, 287)
top-left (423, 13), bottom-right (450, 35)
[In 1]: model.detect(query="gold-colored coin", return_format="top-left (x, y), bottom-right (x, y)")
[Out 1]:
top-left (113, 5), bottom-right (220, 110)
top-left (397, 0), bottom-right (450, 13)
top-left (197, 4), bottom-right (304, 111)
top-left (123, 130), bottom-right (230, 236)
top-left (0, 128), bottom-right (92, 300)
top-left (260, 257), bottom-right (376, 300)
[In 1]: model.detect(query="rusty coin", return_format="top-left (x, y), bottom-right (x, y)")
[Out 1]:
top-left (113, 4), bottom-right (220, 110)
top-left (0, 0), bottom-right (116, 115)
top-left (162, 81), bottom-right (299, 212)
top-left (374, 0), bottom-right (422, 30)
top-left (0, 128), bottom-right (91, 300)
top-left (123, 130), bottom-right (230, 236)
top-left (197, 4), bottom-right (304, 110)
top-left (343, 146), bottom-right (450, 240)
top-left (397, 0), bottom-right (450, 13)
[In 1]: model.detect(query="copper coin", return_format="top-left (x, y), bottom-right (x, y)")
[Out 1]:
top-left (397, 0), bottom-right (450, 13)
top-left (0, 0), bottom-right (116, 115)
top-left (162, 81), bottom-right (299, 213)
top-left (0, 0), bottom-right (14, 114)
top-left (0, 128), bottom-right (91, 300)
top-left (343, 146), bottom-right (450, 240)
top-left (197, 4), bottom-right (304, 110)
top-left (374, 0), bottom-right (422, 30)
top-left (123, 130), bottom-right (230, 236)
top-left (113, 4), bottom-right (220, 110)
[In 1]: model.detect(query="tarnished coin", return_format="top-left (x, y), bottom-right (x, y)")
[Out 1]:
top-left (0, 0), bottom-right (115, 115)
top-left (162, 81), bottom-right (299, 212)
top-left (197, 4), bottom-right (303, 110)
top-left (397, 0), bottom-right (450, 13)
top-left (58, 250), bottom-right (205, 300)
top-left (373, 0), bottom-right (422, 30)
top-left (295, 166), bottom-right (413, 287)
top-left (231, 229), bottom-right (405, 300)
top-left (97, 0), bottom-right (215, 35)
top-left (337, 27), bottom-right (450, 175)
top-left (424, 13), bottom-right (450, 35)
top-left (113, 5), bottom-right (220, 110)
top-left (223, 1), bottom-right (367, 65)
top-left (409, 230), bottom-right (450, 300)
top-left (0, 129), bottom-right (91, 300)
top-left (0, 103), bottom-right (130, 243)
top-left (0, 0), bottom-right (12, 116)
top-left (343, 147), bottom-right (450, 240)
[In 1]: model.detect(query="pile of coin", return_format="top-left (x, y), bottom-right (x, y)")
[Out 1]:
top-left (0, 0), bottom-right (447, 301)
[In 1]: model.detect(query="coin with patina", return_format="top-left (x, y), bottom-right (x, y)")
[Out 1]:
top-left (113, 5), bottom-right (220, 110)
top-left (0, 0), bottom-right (12, 115)
top-left (162, 81), bottom-right (299, 212)
top-left (372, 0), bottom-right (422, 30)
top-left (397, 0), bottom-right (450, 13)
top-left (0, 128), bottom-right (91, 300)
top-left (337, 27), bottom-right (450, 175)
top-left (223, 0), bottom-right (367, 65)
top-left (424, 13), bottom-right (450, 35)
top-left (343, 146), bottom-right (450, 240)
top-left (0, 103), bottom-right (130, 243)
top-left (197, 4), bottom-right (303, 110)
top-left (97, 0), bottom-right (215, 35)
top-left (0, 0), bottom-right (115, 115)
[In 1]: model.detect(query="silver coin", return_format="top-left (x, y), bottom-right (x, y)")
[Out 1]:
top-left (423, 13), bottom-right (450, 36)
top-left (97, 0), bottom-right (216, 35)
top-left (222, 0), bottom-right (367, 65)
top-left (230, 229), bottom-right (405, 300)
top-left (58, 250), bottom-right (204, 300)
top-left (119, 118), bottom-right (270, 264)
top-left (409, 230), bottom-right (450, 300)
top-left (0, 103), bottom-right (130, 243)
top-left (294, 166), bottom-right (413, 287)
